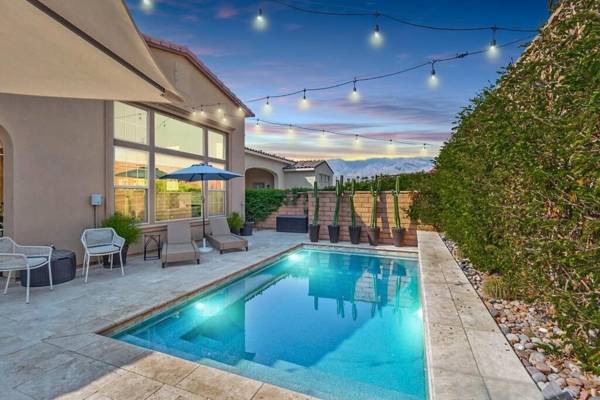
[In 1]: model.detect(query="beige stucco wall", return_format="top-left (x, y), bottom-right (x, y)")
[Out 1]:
top-left (149, 47), bottom-right (247, 216)
top-left (0, 94), bottom-right (107, 260)
top-left (244, 152), bottom-right (287, 189)
top-left (0, 47), bottom-right (248, 262)
top-left (282, 163), bottom-right (334, 189)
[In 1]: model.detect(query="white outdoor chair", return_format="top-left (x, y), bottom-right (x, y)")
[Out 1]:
top-left (81, 228), bottom-right (125, 283)
top-left (0, 237), bottom-right (53, 303)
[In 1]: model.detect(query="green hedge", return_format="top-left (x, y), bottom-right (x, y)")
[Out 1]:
top-left (411, 0), bottom-right (599, 372)
top-left (245, 188), bottom-right (310, 222)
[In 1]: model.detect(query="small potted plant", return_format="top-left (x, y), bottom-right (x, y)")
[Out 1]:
top-left (367, 177), bottom-right (381, 246)
top-left (348, 179), bottom-right (361, 244)
top-left (227, 212), bottom-right (243, 235)
top-left (102, 212), bottom-right (141, 266)
top-left (328, 176), bottom-right (344, 243)
top-left (309, 181), bottom-right (320, 242)
top-left (391, 176), bottom-right (406, 247)
top-left (241, 218), bottom-right (254, 236)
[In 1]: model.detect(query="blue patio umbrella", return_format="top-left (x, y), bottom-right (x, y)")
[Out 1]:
top-left (159, 163), bottom-right (242, 251)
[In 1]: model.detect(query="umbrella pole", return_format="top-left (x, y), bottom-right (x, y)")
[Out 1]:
top-left (199, 176), bottom-right (212, 253)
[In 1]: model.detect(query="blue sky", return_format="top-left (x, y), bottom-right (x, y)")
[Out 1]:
top-left (126, 0), bottom-right (548, 160)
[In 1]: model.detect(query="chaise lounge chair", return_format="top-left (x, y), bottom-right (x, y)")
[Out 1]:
top-left (207, 216), bottom-right (248, 254)
top-left (162, 220), bottom-right (200, 267)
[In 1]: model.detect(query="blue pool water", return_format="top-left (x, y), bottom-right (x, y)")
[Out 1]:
top-left (113, 249), bottom-right (426, 400)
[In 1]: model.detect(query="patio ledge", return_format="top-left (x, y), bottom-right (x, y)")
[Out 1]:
top-left (418, 230), bottom-right (543, 400)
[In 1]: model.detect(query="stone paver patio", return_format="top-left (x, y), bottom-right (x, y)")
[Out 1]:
top-left (0, 230), bottom-right (541, 400)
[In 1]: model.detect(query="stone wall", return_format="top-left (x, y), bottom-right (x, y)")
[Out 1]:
top-left (308, 191), bottom-right (423, 246)
top-left (255, 193), bottom-right (308, 229)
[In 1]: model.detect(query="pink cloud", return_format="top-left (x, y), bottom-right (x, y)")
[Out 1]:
top-left (216, 4), bottom-right (238, 19)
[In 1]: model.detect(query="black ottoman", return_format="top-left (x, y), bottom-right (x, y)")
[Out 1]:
top-left (20, 249), bottom-right (77, 287)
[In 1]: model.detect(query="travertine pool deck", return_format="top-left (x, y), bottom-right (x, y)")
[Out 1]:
top-left (0, 230), bottom-right (540, 400)
top-left (418, 231), bottom-right (542, 400)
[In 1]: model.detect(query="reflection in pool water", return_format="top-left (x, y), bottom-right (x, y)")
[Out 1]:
top-left (114, 249), bottom-right (426, 400)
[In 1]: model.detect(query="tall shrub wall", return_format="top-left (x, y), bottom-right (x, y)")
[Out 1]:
top-left (410, 0), bottom-right (599, 371)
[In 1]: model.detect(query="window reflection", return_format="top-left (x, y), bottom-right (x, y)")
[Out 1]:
top-left (208, 130), bottom-right (225, 160)
top-left (114, 147), bottom-right (148, 221)
top-left (155, 113), bottom-right (204, 155)
top-left (155, 154), bottom-right (203, 221)
top-left (114, 102), bottom-right (147, 144)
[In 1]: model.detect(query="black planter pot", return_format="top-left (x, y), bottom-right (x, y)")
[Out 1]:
top-left (231, 227), bottom-right (241, 235)
top-left (349, 226), bottom-right (361, 244)
top-left (367, 227), bottom-right (380, 246)
top-left (308, 224), bottom-right (320, 242)
top-left (103, 244), bottom-right (128, 268)
top-left (240, 222), bottom-right (254, 236)
top-left (392, 227), bottom-right (406, 247)
top-left (327, 225), bottom-right (340, 243)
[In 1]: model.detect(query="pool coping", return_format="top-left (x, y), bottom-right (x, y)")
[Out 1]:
top-left (417, 231), bottom-right (543, 400)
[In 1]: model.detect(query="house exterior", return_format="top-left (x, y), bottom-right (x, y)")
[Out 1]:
top-left (0, 34), bottom-right (252, 259)
top-left (245, 148), bottom-right (334, 189)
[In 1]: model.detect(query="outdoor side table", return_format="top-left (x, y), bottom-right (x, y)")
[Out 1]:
top-left (20, 249), bottom-right (76, 287)
top-left (144, 233), bottom-right (161, 260)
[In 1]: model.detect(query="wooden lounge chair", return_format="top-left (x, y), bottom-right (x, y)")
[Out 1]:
top-left (161, 221), bottom-right (200, 267)
top-left (207, 216), bottom-right (248, 254)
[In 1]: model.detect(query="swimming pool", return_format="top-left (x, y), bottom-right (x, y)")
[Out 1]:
top-left (112, 248), bottom-right (426, 400)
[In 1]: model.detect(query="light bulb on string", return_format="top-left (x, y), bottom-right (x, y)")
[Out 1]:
top-left (286, 124), bottom-right (295, 138)
top-left (487, 26), bottom-right (499, 59)
top-left (348, 78), bottom-right (360, 103)
top-left (421, 143), bottom-right (428, 154)
top-left (222, 116), bottom-right (228, 125)
top-left (263, 96), bottom-right (272, 114)
top-left (370, 22), bottom-right (383, 48)
top-left (216, 103), bottom-right (223, 115)
top-left (428, 61), bottom-right (439, 89)
top-left (140, 0), bottom-right (153, 12)
top-left (253, 8), bottom-right (267, 31)
top-left (192, 108), bottom-right (197, 117)
top-left (237, 106), bottom-right (245, 117)
top-left (254, 119), bottom-right (262, 134)
top-left (299, 89), bottom-right (310, 110)
top-left (200, 105), bottom-right (206, 117)
top-left (353, 134), bottom-right (361, 148)
top-left (387, 139), bottom-right (395, 154)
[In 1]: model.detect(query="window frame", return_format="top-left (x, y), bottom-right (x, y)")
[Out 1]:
top-left (111, 102), bottom-right (229, 225)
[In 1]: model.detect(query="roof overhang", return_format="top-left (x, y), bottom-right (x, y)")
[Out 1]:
top-left (0, 0), bottom-right (181, 103)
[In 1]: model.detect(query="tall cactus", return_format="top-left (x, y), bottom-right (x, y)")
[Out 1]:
top-left (369, 177), bottom-right (381, 228)
top-left (392, 175), bottom-right (401, 229)
top-left (332, 176), bottom-right (344, 227)
top-left (312, 180), bottom-right (319, 226)
top-left (349, 179), bottom-right (357, 228)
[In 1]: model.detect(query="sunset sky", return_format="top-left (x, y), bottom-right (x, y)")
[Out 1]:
top-left (126, 0), bottom-right (548, 160)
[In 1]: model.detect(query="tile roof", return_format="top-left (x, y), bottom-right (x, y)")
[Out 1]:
top-left (283, 160), bottom-right (327, 170)
top-left (144, 35), bottom-right (254, 117)
top-left (245, 147), bottom-right (295, 164)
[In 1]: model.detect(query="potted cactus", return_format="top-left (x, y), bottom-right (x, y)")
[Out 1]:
top-left (348, 179), bottom-right (361, 244)
top-left (308, 181), bottom-right (320, 242)
top-left (367, 177), bottom-right (381, 246)
top-left (328, 176), bottom-right (344, 243)
top-left (391, 176), bottom-right (406, 247)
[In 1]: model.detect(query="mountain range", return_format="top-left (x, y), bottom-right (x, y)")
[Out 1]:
top-left (327, 157), bottom-right (434, 178)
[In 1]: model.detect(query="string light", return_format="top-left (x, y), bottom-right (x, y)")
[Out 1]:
top-left (242, 36), bottom-right (533, 105)
top-left (287, 124), bottom-right (295, 137)
top-left (299, 89), bottom-right (310, 110)
top-left (200, 105), bottom-right (205, 117)
top-left (370, 22), bottom-right (383, 48)
top-left (263, 96), bottom-right (272, 114)
top-left (253, 8), bottom-right (267, 31)
top-left (488, 26), bottom-right (499, 59)
top-left (428, 61), bottom-right (439, 89)
top-left (349, 78), bottom-right (360, 102)
top-left (216, 103), bottom-right (223, 114)
top-left (140, 0), bottom-right (153, 12)
top-left (263, 0), bottom-right (538, 34)
top-left (253, 118), bottom-right (434, 148)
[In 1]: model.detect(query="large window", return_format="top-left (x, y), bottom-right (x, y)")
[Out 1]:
top-left (208, 130), bottom-right (225, 160)
top-left (114, 146), bottom-right (149, 222)
top-left (155, 113), bottom-right (204, 155)
top-left (155, 154), bottom-right (202, 221)
top-left (113, 102), bottom-right (229, 224)
top-left (114, 102), bottom-right (148, 144)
